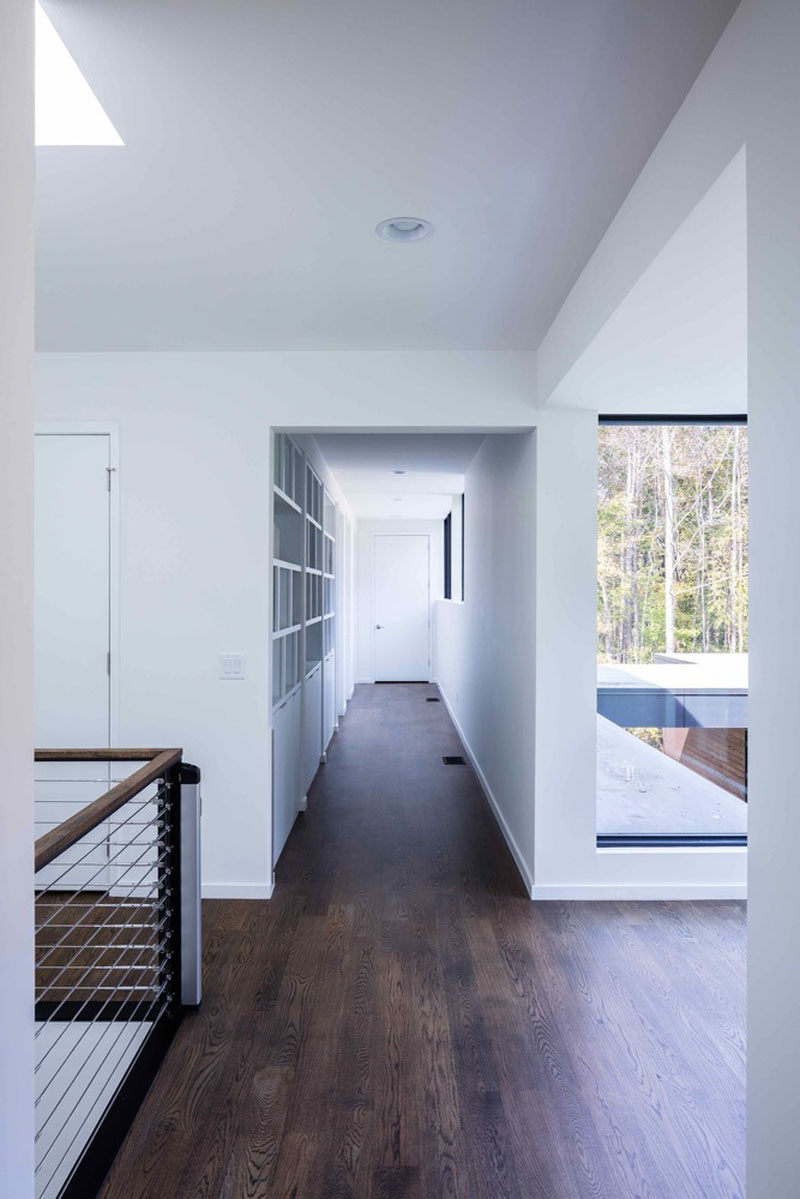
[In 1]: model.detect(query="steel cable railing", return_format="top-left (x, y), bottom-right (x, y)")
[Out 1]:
top-left (33, 749), bottom-right (201, 1199)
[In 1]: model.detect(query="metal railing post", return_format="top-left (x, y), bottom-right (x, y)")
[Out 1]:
top-left (179, 762), bottom-right (202, 1006)
top-left (159, 763), bottom-right (182, 1017)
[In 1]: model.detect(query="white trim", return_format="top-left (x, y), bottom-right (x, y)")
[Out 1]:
top-left (435, 681), bottom-right (535, 897)
top-left (530, 883), bottom-right (748, 901)
top-left (202, 882), bottom-right (274, 900)
top-left (34, 422), bottom-right (121, 751)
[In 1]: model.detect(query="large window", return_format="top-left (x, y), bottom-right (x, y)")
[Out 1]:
top-left (596, 419), bottom-right (748, 846)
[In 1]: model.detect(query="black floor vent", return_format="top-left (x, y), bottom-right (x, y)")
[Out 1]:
top-left (442, 755), bottom-right (466, 765)
top-left (426, 697), bottom-right (441, 703)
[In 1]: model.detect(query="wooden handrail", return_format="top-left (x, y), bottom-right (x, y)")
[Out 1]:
top-left (35, 749), bottom-right (179, 762)
top-left (34, 748), bottom-right (182, 873)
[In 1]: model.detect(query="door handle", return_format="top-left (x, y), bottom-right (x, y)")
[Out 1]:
top-left (375, 624), bottom-right (383, 629)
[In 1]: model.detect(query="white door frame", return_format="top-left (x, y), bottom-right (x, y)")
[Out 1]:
top-left (371, 532), bottom-right (431, 683)
top-left (35, 422), bottom-right (120, 750)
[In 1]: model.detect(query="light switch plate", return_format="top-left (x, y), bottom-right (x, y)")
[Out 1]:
top-left (219, 653), bottom-right (246, 680)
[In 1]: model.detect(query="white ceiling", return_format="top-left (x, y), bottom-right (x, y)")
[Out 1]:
top-left (313, 433), bottom-right (483, 519)
top-left (36, 0), bottom-right (738, 352)
top-left (549, 148), bottom-right (746, 414)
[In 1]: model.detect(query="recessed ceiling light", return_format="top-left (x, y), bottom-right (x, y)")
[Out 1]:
top-left (376, 217), bottom-right (434, 243)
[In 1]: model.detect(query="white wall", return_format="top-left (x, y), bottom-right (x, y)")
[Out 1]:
top-left (434, 434), bottom-right (537, 892)
top-left (335, 510), bottom-right (350, 716)
top-left (0, 1), bottom-right (35, 1192)
top-left (744, 3), bottom-right (800, 1193)
top-left (356, 519), bottom-right (444, 683)
top-left (532, 409), bottom-right (745, 898)
top-left (537, 14), bottom-right (748, 406)
top-left (36, 351), bottom-right (537, 894)
top-left (36, 350), bottom-right (750, 905)
top-left (434, 413), bottom-right (746, 900)
top-left (550, 148), bottom-right (747, 415)
top-left (344, 517), bottom-right (357, 709)
top-left (37, 364), bottom-right (273, 898)
top-left (533, 0), bottom-right (800, 1189)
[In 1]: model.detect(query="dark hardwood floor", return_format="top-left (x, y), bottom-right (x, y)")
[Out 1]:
top-left (100, 683), bottom-right (746, 1198)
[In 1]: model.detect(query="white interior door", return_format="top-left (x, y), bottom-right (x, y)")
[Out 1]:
top-left (35, 433), bottom-right (113, 887)
top-left (35, 433), bottom-right (111, 747)
top-left (373, 534), bottom-right (430, 682)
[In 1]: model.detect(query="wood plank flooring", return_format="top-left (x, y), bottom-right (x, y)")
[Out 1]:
top-left (100, 683), bottom-right (746, 1198)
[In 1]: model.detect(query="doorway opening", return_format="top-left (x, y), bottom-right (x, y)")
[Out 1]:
top-left (270, 431), bottom-right (485, 871)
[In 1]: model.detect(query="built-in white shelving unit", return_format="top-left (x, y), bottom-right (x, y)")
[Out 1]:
top-left (304, 463), bottom-right (324, 680)
top-left (272, 434), bottom-right (339, 867)
top-left (272, 435), bottom-right (304, 709)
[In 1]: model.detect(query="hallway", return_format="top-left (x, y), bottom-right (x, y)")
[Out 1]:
top-left (101, 684), bottom-right (745, 1198)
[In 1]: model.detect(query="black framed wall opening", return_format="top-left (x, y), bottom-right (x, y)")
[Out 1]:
top-left (460, 493), bottom-right (465, 602)
top-left (444, 512), bottom-right (452, 599)
top-left (596, 415), bottom-right (748, 849)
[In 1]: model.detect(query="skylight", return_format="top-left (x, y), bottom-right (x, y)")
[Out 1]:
top-left (35, 1), bottom-right (123, 146)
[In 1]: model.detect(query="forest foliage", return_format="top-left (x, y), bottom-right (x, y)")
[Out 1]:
top-left (598, 425), bottom-right (748, 664)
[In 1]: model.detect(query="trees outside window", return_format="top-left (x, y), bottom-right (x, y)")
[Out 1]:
top-left (597, 421), bottom-right (748, 841)
top-left (598, 423), bottom-right (747, 665)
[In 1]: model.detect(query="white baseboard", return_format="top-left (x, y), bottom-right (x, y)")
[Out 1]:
top-left (434, 681), bottom-right (535, 897)
top-left (202, 882), bottom-right (274, 900)
top-left (356, 676), bottom-right (373, 685)
top-left (531, 883), bottom-right (747, 901)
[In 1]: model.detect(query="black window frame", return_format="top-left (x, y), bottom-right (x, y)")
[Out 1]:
top-left (444, 512), bottom-right (452, 600)
top-left (460, 493), bottom-right (465, 602)
top-left (596, 413), bottom-right (748, 850)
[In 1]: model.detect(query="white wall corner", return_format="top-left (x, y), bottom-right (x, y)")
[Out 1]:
top-left (1, 1), bottom-right (35, 1192)
top-left (436, 683), bottom-right (535, 897)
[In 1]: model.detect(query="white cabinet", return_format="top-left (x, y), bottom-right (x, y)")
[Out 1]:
top-left (303, 664), bottom-right (323, 795)
top-left (272, 688), bottom-right (301, 867)
top-left (272, 438), bottom-right (340, 868)
top-left (323, 652), bottom-right (336, 751)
